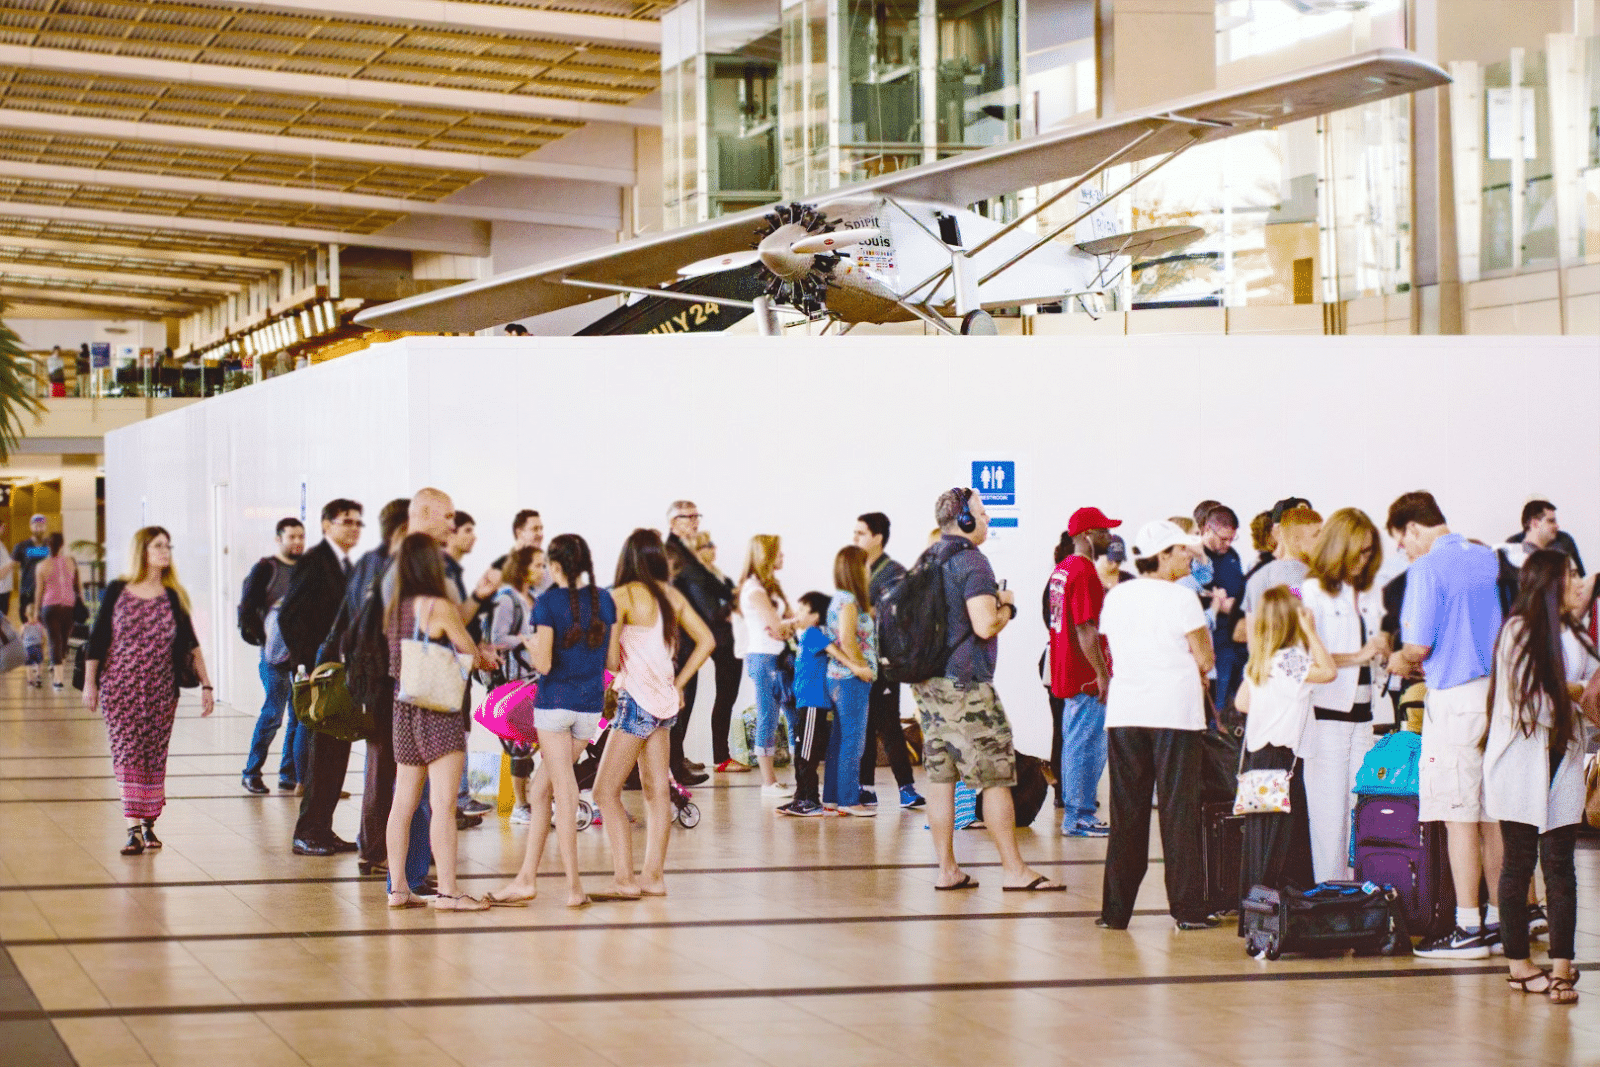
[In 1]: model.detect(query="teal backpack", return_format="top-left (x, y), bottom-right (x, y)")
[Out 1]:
top-left (1354, 731), bottom-right (1421, 796)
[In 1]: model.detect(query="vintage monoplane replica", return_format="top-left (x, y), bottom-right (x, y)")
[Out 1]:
top-left (356, 49), bottom-right (1448, 336)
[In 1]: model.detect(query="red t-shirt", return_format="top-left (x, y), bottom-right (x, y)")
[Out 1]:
top-left (1047, 555), bottom-right (1109, 698)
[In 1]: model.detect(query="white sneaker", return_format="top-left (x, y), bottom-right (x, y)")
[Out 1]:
top-left (509, 804), bottom-right (532, 824)
top-left (760, 782), bottom-right (795, 798)
top-left (838, 804), bottom-right (877, 818)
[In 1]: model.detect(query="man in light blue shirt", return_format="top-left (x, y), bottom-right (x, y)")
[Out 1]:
top-left (1387, 491), bottom-right (1504, 961)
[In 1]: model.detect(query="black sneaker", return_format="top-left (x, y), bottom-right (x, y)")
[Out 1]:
top-left (1094, 917), bottom-right (1127, 930)
top-left (1483, 923), bottom-right (1504, 956)
top-left (1175, 915), bottom-right (1222, 931)
top-left (1414, 925), bottom-right (1490, 960)
top-left (777, 799), bottom-right (825, 817)
top-left (1528, 905), bottom-right (1549, 939)
top-left (858, 788), bottom-right (878, 807)
top-left (458, 799), bottom-right (493, 816)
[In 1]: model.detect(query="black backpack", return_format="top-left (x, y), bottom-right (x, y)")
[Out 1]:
top-left (878, 538), bottom-right (973, 685)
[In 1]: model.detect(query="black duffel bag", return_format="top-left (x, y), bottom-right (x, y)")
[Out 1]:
top-left (1242, 881), bottom-right (1410, 961)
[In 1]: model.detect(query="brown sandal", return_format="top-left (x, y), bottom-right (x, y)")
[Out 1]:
top-left (432, 893), bottom-right (489, 912)
top-left (1549, 976), bottom-right (1579, 1005)
top-left (1507, 969), bottom-right (1551, 994)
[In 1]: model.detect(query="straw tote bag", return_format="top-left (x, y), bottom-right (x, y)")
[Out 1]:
top-left (398, 600), bottom-right (473, 712)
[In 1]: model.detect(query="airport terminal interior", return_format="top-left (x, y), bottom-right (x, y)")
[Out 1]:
top-left (3, 0), bottom-right (1600, 1064)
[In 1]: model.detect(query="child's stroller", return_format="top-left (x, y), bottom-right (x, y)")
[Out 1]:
top-left (574, 717), bottom-right (701, 828)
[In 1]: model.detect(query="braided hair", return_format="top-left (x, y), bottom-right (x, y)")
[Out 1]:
top-left (547, 533), bottom-right (605, 649)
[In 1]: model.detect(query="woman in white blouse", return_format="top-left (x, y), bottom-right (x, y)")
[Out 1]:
top-left (1485, 550), bottom-right (1598, 1005)
top-left (1298, 509), bottom-right (1390, 882)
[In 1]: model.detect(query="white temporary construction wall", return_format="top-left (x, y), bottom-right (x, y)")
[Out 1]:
top-left (105, 334), bottom-right (1600, 759)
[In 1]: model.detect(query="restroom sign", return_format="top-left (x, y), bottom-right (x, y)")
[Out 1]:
top-left (972, 461), bottom-right (1015, 507)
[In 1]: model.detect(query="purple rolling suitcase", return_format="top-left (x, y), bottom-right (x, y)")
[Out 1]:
top-left (1351, 794), bottom-right (1454, 940)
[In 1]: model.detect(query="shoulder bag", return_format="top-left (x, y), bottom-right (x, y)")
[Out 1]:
top-left (398, 600), bottom-right (473, 712)
top-left (0, 615), bottom-right (26, 674)
top-left (1233, 740), bottom-right (1293, 816)
top-left (291, 662), bottom-right (375, 742)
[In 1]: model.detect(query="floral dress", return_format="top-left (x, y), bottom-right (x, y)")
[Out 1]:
top-left (388, 598), bottom-right (467, 767)
top-left (825, 591), bottom-right (877, 682)
top-left (99, 593), bottom-right (178, 820)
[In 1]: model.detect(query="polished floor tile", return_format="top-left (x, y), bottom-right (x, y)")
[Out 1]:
top-left (2, 675), bottom-right (1596, 1067)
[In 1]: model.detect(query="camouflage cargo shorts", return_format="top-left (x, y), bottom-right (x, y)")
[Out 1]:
top-left (910, 677), bottom-right (1016, 790)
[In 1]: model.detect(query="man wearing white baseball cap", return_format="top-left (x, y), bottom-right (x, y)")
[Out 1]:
top-left (1096, 518), bottom-right (1219, 931)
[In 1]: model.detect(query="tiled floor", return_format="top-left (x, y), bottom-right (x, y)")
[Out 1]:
top-left (2, 676), bottom-right (1597, 1066)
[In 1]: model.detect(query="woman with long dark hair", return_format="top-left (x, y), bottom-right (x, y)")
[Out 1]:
top-left (821, 545), bottom-right (877, 817)
top-left (1485, 550), bottom-right (1598, 1005)
top-left (490, 533), bottom-right (616, 908)
top-left (590, 528), bottom-right (713, 898)
top-left (83, 527), bottom-right (213, 856)
top-left (383, 533), bottom-right (489, 911)
top-left (36, 531), bottom-right (80, 691)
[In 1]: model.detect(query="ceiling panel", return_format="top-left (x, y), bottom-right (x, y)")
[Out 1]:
top-left (0, 215), bottom-right (311, 258)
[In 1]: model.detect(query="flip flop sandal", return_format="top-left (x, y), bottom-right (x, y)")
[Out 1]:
top-left (1003, 876), bottom-right (1068, 893)
top-left (639, 889), bottom-right (668, 897)
top-left (588, 891), bottom-right (644, 902)
top-left (387, 895), bottom-right (427, 910)
top-left (483, 891), bottom-right (534, 907)
top-left (934, 874), bottom-right (979, 891)
top-left (566, 897), bottom-right (592, 909)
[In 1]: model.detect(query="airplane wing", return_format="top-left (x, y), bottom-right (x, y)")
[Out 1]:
top-left (356, 48), bottom-right (1446, 333)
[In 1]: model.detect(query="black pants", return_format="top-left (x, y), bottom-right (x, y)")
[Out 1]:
top-left (294, 730), bottom-right (351, 844)
top-left (1500, 820), bottom-right (1578, 960)
top-left (359, 734), bottom-right (395, 866)
top-left (1101, 726), bottom-right (1207, 925)
top-left (672, 625), bottom-right (741, 768)
top-left (1047, 691), bottom-right (1065, 801)
top-left (792, 705), bottom-right (831, 804)
top-left (708, 638), bottom-right (742, 766)
top-left (0, 592), bottom-right (9, 616)
top-left (859, 679), bottom-right (914, 791)
top-left (43, 604), bottom-right (73, 665)
top-left (1239, 746), bottom-right (1314, 903)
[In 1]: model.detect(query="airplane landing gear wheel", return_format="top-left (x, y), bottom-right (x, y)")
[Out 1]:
top-left (960, 309), bottom-right (997, 335)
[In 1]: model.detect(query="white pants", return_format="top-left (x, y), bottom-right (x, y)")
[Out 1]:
top-left (1300, 717), bottom-right (1378, 883)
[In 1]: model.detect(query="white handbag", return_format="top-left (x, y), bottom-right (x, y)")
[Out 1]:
top-left (398, 601), bottom-right (473, 712)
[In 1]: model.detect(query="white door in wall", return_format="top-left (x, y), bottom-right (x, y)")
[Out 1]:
top-left (211, 482), bottom-right (232, 700)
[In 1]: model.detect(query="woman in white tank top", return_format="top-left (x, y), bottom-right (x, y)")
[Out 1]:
top-left (593, 528), bottom-right (713, 898)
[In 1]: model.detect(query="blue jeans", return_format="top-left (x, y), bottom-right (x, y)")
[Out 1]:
top-left (1059, 693), bottom-right (1107, 830)
top-left (1213, 642), bottom-right (1247, 716)
top-left (244, 657), bottom-right (300, 782)
top-left (822, 674), bottom-right (871, 807)
top-left (746, 654), bottom-right (786, 757)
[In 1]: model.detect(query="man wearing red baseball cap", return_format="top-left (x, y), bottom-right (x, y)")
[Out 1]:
top-left (1046, 506), bottom-right (1120, 837)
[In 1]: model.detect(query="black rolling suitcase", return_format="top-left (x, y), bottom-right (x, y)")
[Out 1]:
top-left (1202, 801), bottom-right (1246, 915)
top-left (1241, 882), bottom-right (1409, 960)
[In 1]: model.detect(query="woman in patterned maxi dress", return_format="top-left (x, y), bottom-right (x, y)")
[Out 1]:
top-left (84, 527), bottom-right (214, 856)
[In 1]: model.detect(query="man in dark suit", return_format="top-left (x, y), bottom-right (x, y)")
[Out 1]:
top-left (278, 497), bottom-right (364, 856)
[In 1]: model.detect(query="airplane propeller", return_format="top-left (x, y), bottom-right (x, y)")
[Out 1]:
top-left (752, 202), bottom-right (841, 316)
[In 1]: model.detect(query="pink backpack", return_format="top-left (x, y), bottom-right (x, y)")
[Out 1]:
top-left (474, 680), bottom-right (538, 744)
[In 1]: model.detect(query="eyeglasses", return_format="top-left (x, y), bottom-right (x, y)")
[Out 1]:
top-left (674, 512), bottom-right (701, 521)
top-left (335, 518), bottom-right (365, 528)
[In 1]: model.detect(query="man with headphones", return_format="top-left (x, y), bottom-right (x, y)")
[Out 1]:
top-left (914, 488), bottom-right (1065, 893)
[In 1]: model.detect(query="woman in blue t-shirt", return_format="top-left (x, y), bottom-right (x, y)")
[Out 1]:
top-left (490, 533), bottom-right (615, 909)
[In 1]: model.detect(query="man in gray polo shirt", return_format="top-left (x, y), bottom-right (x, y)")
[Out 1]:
top-left (910, 488), bottom-right (1062, 893)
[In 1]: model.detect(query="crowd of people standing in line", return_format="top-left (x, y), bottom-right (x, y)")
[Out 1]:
top-left (71, 483), bottom-right (1600, 1000)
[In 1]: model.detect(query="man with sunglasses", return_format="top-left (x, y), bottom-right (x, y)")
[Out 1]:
top-left (280, 498), bottom-right (364, 857)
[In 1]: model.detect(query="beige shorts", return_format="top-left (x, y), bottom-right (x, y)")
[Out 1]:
top-left (1418, 677), bottom-right (1490, 823)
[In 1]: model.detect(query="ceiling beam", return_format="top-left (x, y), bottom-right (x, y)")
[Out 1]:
top-left (0, 302), bottom-right (159, 321)
top-left (0, 160), bottom-right (620, 230)
top-left (0, 201), bottom-right (489, 255)
top-left (0, 44), bottom-right (661, 128)
top-left (194, 0), bottom-right (661, 49)
top-left (0, 234), bottom-right (286, 270)
top-left (0, 109), bottom-right (635, 186)
top-left (0, 262), bottom-right (242, 293)
top-left (0, 286), bottom-right (192, 313)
